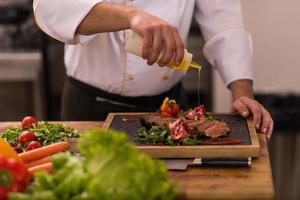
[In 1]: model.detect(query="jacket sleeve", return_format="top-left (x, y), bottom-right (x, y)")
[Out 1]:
top-left (33, 0), bottom-right (103, 44)
top-left (195, 0), bottom-right (253, 86)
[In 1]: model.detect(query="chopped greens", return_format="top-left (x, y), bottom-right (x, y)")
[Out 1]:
top-left (177, 108), bottom-right (192, 118)
top-left (9, 129), bottom-right (178, 200)
top-left (137, 126), bottom-right (202, 146)
top-left (0, 122), bottom-right (79, 146)
top-left (206, 112), bottom-right (215, 120)
top-left (0, 127), bottom-right (21, 145)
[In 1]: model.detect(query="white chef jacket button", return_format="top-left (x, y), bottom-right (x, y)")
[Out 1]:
top-left (128, 74), bottom-right (135, 80)
top-left (162, 75), bottom-right (169, 80)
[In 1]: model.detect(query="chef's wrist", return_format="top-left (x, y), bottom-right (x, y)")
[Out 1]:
top-left (125, 7), bottom-right (138, 28)
top-left (127, 7), bottom-right (148, 29)
top-left (229, 79), bottom-right (254, 101)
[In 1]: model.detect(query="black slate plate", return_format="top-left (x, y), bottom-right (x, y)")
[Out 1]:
top-left (109, 114), bottom-right (251, 145)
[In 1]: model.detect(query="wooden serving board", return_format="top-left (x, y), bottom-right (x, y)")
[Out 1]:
top-left (103, 113), bottom-right (260, 158)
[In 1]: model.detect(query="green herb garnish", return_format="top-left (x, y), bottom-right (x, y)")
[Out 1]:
top-left (0, 122), bottom-right (79, 146)
top-left (206, 112), bottom-right (215, 120)
top-left (178, 108), bottom-right (193, 118)
top-left (137, 126), bottom-right (201, 145)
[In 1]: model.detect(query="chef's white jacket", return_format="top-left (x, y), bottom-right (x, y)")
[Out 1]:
top-left (33, 0), bottom-right (253, 97)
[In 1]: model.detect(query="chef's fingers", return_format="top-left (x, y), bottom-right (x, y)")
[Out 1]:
top-left (240, 97), bottom-right (262, 130)
top-left (158, 27), bottom-right (176, 66)
top-left (260, 106), bottom-right (273, 137)
top-left (141, 28), bottom-right (153, 59)
top-left (267, 120), bottom-right (274, 139)
top-left (147, 29), bottom-right (162, 65)
top-left (172, 30), bottom-right (185, 66)
top-left (232, 99), bottom-right (249, 118)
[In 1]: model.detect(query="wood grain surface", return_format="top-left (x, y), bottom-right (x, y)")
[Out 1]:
top-left (103, 113), bottom-right (260, 158)
top-left (0, 121), bottom-right (274, 200)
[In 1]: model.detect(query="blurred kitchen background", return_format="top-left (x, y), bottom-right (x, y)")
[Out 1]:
top-left (0, 0), bottom-right (299, 199)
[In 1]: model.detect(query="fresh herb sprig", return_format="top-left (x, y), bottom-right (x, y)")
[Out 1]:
top-left (137, 126), bottom-right (202, 145)
top-left (206, 112), bottom-right (215, 120)
top-left (0, 122), bottom-right (79, 146)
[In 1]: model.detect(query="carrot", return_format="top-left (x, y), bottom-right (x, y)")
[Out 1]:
top-left (25, 157), bottom-right (50, 168)
top-left (19, 142), bottom-right (69, 163)
top-left (28, 162), bottom-right (52, 175)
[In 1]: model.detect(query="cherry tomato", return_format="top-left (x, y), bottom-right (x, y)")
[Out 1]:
top-left (21, 116), bottom-right (37, 129)
top-left (18, 130), bottom-right (36, 145)
top-left (27, 141), bottom-right (42, 151)
top-left (0, 156), bottom-right (29, 200)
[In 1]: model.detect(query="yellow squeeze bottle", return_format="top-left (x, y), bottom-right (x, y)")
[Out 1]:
top-left (125, 31), bottom-right (202, 71)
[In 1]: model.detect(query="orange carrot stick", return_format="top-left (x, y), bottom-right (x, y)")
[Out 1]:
top-left (19, 142), bottom-right (69, 163)
top-left (25, 157), bottom-right (50, 168)
top-left (28, 162), bottom-right (52, 175)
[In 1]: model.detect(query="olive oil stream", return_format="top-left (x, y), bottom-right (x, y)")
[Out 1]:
top-left (189, 62), bottom-right (202, 106)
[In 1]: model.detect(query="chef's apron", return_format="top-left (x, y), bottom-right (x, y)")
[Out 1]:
top-left (61, 76), bottom-right (189, 121)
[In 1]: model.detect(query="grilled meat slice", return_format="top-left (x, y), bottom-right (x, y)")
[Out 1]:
top-left (185, 119), bottom-right (230, 138)
top-left (141, 113), bottom-right (176, 127)
top-left (201, 120), bottom-right (230, 138)
top-left (141, 113), bottom-right (230, 139)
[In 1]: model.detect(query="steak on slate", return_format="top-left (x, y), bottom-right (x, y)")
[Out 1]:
top-left (141, 113), bottom-right (230, 139)
top-left (141, 113), bottom-right (176, 127)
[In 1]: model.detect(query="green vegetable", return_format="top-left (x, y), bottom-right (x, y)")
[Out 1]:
top-left (137, 125), bottom-right (202, 146)
top-left (180, 138), bottom-right (202, 145)
top-left (0, 122), bottom-right (79, 146)
top-left (137, 126), bottom-right (173, 145)
top-left (206, 112), bottom-right (215, 120)
top-left (9, 129), bottom-right (178, 200)
top-left (0, 127), bottom-right (21, 145)
top-left (177, 108), bottom-right (192, 118)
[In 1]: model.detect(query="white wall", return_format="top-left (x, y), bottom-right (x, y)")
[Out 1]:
top-left (213, 0), bottom-right (300, 112)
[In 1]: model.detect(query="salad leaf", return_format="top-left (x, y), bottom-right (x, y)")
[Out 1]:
top-left (137, 125), bottom-right (202, 146)
top-left (0, 122), bottom-right (79, 146)
top-left (206, 112), bottom-right (215, 121)
top-left (9, 129), bottom-right (178, 200)
top-left (137, 126), bottom-right (171, 145)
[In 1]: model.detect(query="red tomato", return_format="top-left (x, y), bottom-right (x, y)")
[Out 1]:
top-left (21, 116), bottom-right (37, 129)
top-left (27, 141), bottom-right (42, 151)
top-left (0, 156), bottom-right (29, 200)
top-left (18, 130), bottom-right (36, 145)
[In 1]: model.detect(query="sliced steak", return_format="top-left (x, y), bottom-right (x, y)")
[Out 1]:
top-left (185, 119), bottom-right (230, 138)
top-left (141, 113), bottom-right (176, 127)
top-left (141, 113), bottom-right (230, 139)
top-left (199, 120), bottom-right (230, 138)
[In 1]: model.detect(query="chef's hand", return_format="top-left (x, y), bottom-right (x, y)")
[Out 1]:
top-left (229, 80), bottom-right (273, 139)
top-left (232, 96), bottom-right (273, 139)
top-left (128, 9), bottom-right (184, 66)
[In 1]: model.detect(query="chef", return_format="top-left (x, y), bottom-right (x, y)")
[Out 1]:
top-left (32, 0), bottom-right (273, 138)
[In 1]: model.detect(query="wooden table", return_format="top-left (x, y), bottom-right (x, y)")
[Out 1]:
top-left (0, 121), bottom-right (275, 200)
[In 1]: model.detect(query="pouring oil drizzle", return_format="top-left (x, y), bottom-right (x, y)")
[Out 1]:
top-left (189, 62), bottom-right (202, 105)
